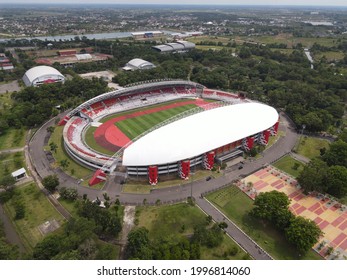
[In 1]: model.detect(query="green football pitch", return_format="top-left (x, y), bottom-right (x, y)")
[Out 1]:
top-left (116, 104), bottom-right (197, 140)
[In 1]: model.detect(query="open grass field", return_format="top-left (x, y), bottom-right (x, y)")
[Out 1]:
top-left (0, 128), bottom-right (27, 151)
top-left (196, 45), bottom-right (225, 51)
top-left (272, 155), bottom-right (305, 178)
top-left (58, 198), bottom-right (79, 217)
top-left (240, 34), bottom-right (339, 48)
top-left (0, 91), bottom-right (13, 110)
top-left (187, 35), bottom-right (232, 44)
top-left (313, 51), bottom-right (345, 62)
top-left (136, 203), bottom-right (246, 260)
top-left (296, 136), bottom-right (330, 159)
top-left (116, 104), bottom-right (197, 140)
top-left (95, 239), bottom-right (121, 260)
top-left (206, 186), bottom-right (322, 260)
top-left (3, 183), bottom-right (66, 252)
top-left (49, 126), bottom-right (92, 179)
top-left (0, 151), bottom-right (25, 178)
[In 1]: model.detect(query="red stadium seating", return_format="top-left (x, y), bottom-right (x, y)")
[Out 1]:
top-left (103, 98), bottom-right (117, 107)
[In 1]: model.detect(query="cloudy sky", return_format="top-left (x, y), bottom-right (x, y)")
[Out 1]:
top-left (0, 0), bottom-right (346, 6)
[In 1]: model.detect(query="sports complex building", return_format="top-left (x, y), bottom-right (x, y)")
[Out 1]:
top-left (58, 80), bottom-right (279, 186)
top-left (23, 65), bottom-right (65, 87)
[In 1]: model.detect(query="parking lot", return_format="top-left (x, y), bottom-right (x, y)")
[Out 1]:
top-left (0, 80), bottom-right (21, 94)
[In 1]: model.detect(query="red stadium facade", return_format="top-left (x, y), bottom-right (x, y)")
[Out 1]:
top-left (59, 80), bottom-right (279, 186)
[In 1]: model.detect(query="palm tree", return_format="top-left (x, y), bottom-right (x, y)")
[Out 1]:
top-left (49, 142), bottom-right (58, 153)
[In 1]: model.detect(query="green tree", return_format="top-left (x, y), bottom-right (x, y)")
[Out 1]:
top-left (42, 174), bottom-right (59, 193)
top-left (205, 215), bottom-right (213, 225)
top-left (49, 142), bottom-right (58, 153)
top-left (59, 187), bottom-right (78, 201)
top-left (192, 224), bottom-right (223, 248)
top-left (250, 190), bottom-right (291, 226)
top-left (285, 216), bottom-right (322, 254)
top-left (297, 159), bottom-right (328, 194)
top-left (46, 126), bottom-right (55, 134)
top-left (33, 235), bottom-right (63, 260)
top-left (0, 238), bottom-right (19, 260)
top-left (14, 201), bottom-right (25, 220)
top-left (323, 140), bottom-right (347, 168)
top-left (324, 165), bottom-right (347, 198)
top-left (126, 227), bottom-right (152, 259)
top-left (60, 159), bottom-right (70, 170)
top-left (218, 222), bottom-right (228, 229)
top-left (0, 175), bottom-right (16, 188)
top-left (338, 129), bottom-right (347, 142)
top-left (239, 47), bottom-right (252, 59)
top-left (292, 162), bottom-right (300, 170)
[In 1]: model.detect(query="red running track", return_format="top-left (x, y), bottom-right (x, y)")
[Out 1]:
top-left (94, 99), bottom-right (211, 152)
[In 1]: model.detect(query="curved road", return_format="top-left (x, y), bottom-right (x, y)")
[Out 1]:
top-left (28, 111), bottom-right (299, 259)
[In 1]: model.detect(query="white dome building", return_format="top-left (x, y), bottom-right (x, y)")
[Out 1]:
top-left (23, 66), bottom-right (65, 87)
top-left (122, 58), bottom-right (156, 71)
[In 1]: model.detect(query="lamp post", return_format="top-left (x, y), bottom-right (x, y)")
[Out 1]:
top-left (190, 162), bottom-right (196, 199)
top-left (300, 124), bottom-right (306, 145)
top-left (295, 124), bottom-right (305, 152)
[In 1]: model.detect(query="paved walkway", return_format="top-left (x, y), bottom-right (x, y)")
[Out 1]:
top-left (291, 152), bottom-right (310, 164)
top-left (196, 198), bottom-right (272, 260)
top-left (24, 145), bottom-right (71, 221)
top-left (0, 147), bottom-right (24, 154)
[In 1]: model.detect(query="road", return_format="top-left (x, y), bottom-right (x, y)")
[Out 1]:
top-left (196, 198), bottom-right (272, 260)
top-left (0, 203), bottom-right (26, 253)
top-left (28, 111), bottom-right (299, 259)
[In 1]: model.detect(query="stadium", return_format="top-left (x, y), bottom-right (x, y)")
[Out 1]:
top-left (58, 80), bottom-right (279, 186)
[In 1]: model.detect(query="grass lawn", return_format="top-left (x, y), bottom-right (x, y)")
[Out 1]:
top-left (3, 183), bottom-right (66, 252)
top-left (313, 51), bottom-right (345, 62)
top-left (0, 91), bottom-right (13, 109)
top-left (136, 203), bottom-right (246, 260)
top-left (49, 125), bottom-right (92, 180)
top-left (241, 35), bottom-right (339, 48)
top-left (272, 155), bottom-right (305, 178)
top-left (0, 151), bottom-right (25, 178)
top-left (206, 186), bottom-right (322, 260)
top-left (196, 45), bottom-right (226, 51)
top-left (58, 198), bottom-right (79, 217)
top-left (116, 104), bottom-right (197, 140)
top-left (187, 35), bottom-right (231, 44)
top-left (122, 169), bottom-right (222, 194)
top-left (296, 136), bottom-right (330, 159)
top-left (96, 239), bottom-right (121, 260)
top-left (0, 128), bottom-right (27, 150)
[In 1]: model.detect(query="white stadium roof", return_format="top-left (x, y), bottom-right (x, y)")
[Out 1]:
top-left (125, 58), bottom-right (155, 69)
top-left (123, 102), bottom-right (278, 166)
top-left (23, 65), bottom-right (64, 86)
